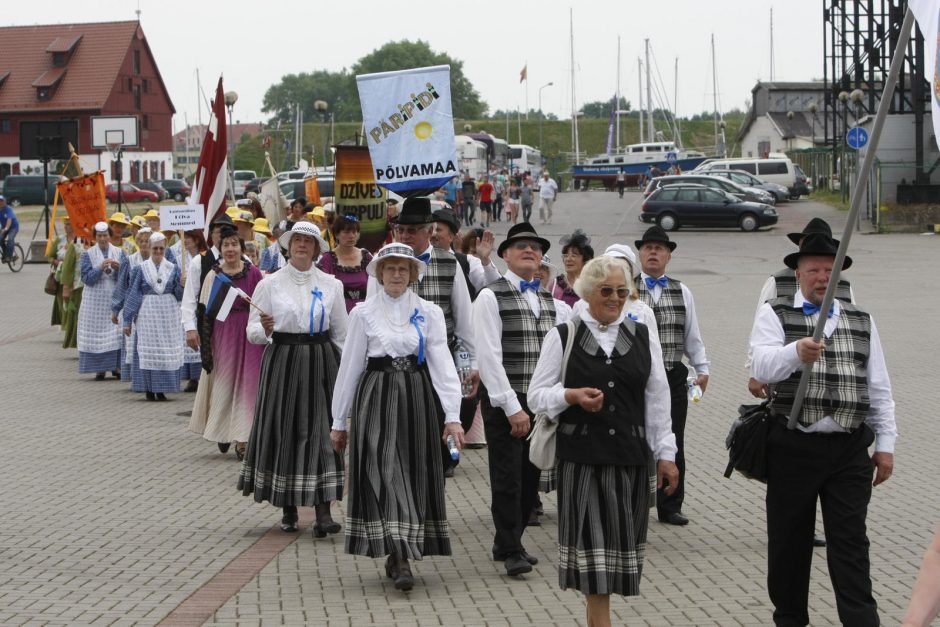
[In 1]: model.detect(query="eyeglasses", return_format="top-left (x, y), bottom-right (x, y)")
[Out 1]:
top-left (599, 286), bottom-right (629, 299)
top-left (394, 225), bottom-right (426, 235)
top-left (510, 241), bottom-right (542, 252)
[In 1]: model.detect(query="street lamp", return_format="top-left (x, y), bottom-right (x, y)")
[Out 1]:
top-left (314, 100), bottom-right (329, 168)
top-left (538, 82), bottom-right (553, 150)
top-left (786, 111), bottom-right (795, 154)
top-left (850, 88), bottom-right (865, 219)
top-left (224, 90), bottom-right (238, 199)
top-left (809, 103), bottom-right (817, 187)
top-left (838, 90), bottom-right (850, 201)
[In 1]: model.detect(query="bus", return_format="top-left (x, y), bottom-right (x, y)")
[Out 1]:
top-left (508, 144), bottom-right (542, 178)
top-left (454, 135), bottom-right (488, 181)
top-left (466, 132), bottom-right (511, 171)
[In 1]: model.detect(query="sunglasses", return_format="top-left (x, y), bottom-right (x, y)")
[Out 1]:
top-left (394, 225), bottom-right (426, 234)
top-left (599, 286), bottom-right (629, 299)
top-left (510, 241), bottom-right (542, 252)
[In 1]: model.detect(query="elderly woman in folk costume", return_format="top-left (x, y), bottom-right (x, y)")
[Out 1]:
top-left (111, 227), bottom-right (153, 381)
top-left (58, 219), bottom-right (85, 350)
top-left (77, 221), bottom-right (125, 380)
top-left (188, 226), bottom-right (265, 459)
top-left (331, 243), bottom-right (464, 592)
top-left (239, 222), bottom-right (348, 536)
top-left (171, 230), bottom-right (205, 392)
top-left (47, 215), bottom-right (75, 327)
top-left (121, 232), bottom-right (184, 401)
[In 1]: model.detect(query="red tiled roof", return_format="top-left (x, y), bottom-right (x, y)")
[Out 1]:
top-left (45, 35), bottom-right (82, 54)
top-left (0, 21), bottom-right (141, 112)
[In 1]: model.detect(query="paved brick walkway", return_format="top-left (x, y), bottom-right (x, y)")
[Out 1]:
top-left (1, 193), bottom-right (937, 626)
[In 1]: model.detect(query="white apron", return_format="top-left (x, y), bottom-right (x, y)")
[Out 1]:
top-left (77, 245), bottom-right (123, 354)
top-left (136, 260), bottom-right (184, 371)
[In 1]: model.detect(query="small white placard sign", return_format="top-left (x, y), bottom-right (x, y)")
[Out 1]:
top-left (160, 204), bottom-right (205, 231)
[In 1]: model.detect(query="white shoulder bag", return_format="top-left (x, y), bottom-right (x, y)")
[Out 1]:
top-left (528, 320), bottom-right (576, 470)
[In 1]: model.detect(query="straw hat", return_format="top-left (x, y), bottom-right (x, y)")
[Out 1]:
top-left (365, 242), bottom-right (426, 279)
top-left (233, 210), bottom-right (255, 225)
top-left (278, 221), bottom-right (328, 253)
top-left (141, 208), bottom-right (160, 220)
top-left (108, 212), bottom-right (132, 226)
top-left (253, 217), bottom-right (273, 236)
top-left (130, 215), bottom-right (149, 228)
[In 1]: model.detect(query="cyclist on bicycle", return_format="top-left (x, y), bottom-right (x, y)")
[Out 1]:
top-left (0, 195), bottom-right (19, 263)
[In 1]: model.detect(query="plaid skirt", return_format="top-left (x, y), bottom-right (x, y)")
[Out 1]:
top-left (557, 459), bottom-right (655, 596)
top-left (238, 334), bottom-right (343, 507)
top-left (344, 365), bottom-right (451, 559)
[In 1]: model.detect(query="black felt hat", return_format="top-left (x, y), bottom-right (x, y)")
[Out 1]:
top-left (396, 197), bottom-right (434, 225)
top-left (783, 232), bottom-right (852, 270)
top-left (787, 217), bottom-right (836, 246)
top-left (497, 221), bottom-right (551, 257)
top-left (634, 225), bottom-right (677, 251)
top-left (432, 207), bottom-right (461, 235)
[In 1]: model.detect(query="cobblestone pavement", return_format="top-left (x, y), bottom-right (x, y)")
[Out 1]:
top-left (1, 192), bottom-right (937, 626)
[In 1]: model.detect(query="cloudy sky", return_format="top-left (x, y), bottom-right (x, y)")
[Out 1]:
top-left (11, 0), bottom-right (824, 129)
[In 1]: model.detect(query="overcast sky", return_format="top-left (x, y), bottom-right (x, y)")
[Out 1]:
top-left (12, 0), bottom-right (824, 131)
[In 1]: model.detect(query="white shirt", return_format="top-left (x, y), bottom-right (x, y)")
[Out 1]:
top-left (750, 292), bottom-right (896, 453)
top-left (639, 272), bottom-right (710, 375)
top-left (366, 244), bottom-right (477, 368)
top-left (466, 253), bottom-right (502, 292)
top-left (537, 177), bottom-right (558, 199)
top-left (527, 309), bottom-right (677, 461)
top-left (473, 270), bottom-right (566, 416)
top-left (571, 298), bottom-right (659, 341)
top-left (246, 263), bottom-right (347, 353)
top-left (331, 290), bottom-right (462, 430)
top-left (180, 247), bottom-right (218, 332)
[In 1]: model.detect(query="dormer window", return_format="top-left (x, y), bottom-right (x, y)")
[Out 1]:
top-left (52, 52), bottom-right (67, 67)
top-left (32, 67), bottom-right (66, 102)
top-left (45, 35), bottom-right (82, 67)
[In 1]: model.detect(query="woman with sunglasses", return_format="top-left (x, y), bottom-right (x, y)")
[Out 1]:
top-left (316, 214), bottom-right (373, 313)
top-left (527, 255), bottom-right (678, 627)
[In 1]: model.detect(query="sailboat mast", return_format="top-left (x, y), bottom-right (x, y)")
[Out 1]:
top-left (770, 8), bottom-right (775, 81)
top-left (571, 9), bottom-right (580, 164)
top-left (645, 39), bottom-right (653, 143)
top-left (638, 58), bottom-right (644, 144)
top-left (674, 57), bottom-right (681, 148)
top-left (616, 36), bottom-right (621, 153)
top-left (712, 33), bottom-right (720, 154)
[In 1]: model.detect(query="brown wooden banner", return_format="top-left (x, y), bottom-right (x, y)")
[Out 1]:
top-left (57, 172), bottom-right (107, 239)
top-left (333, 145), bottom-right (388, 253)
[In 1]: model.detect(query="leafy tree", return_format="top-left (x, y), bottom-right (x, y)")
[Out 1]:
top-left (488, 108), bottom-right (558, 121)
top-left (261, 69), bottom-right (357, 124)
top-left (579, 96), bottom-right (631, 119)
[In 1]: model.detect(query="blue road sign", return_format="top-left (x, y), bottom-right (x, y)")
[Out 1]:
top-left (846, 126), bottom-right (869, 150)
top-left (665, 151), bottom-right (678, 164)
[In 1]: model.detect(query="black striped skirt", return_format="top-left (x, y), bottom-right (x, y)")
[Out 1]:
top-left (344, 357), bottom-right (451, 559)
top-left (557, 459), bottom-right (655, 596)
top-left (238, 332), bottom-right (343, 507)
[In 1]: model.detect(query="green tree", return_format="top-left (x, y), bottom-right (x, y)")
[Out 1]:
top-left (261, 69), bottom-right (357, 124)
top-left (580, 96), bottom-right (630, 119)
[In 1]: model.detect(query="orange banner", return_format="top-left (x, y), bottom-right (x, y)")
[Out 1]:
top-left (57, 172), bottom-right (106, 239)
top-left (334, 146), bottom-right (388, 253)
top-left (304, 176), bottom-right (322, 206)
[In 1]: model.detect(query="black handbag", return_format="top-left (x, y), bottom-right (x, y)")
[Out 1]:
top-left (723, 397), bottom-right (774, 483)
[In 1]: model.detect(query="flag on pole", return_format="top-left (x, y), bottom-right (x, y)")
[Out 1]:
top-left (205, 272), bottom-right (249, 322)
top-left (189, 76), bottom-right (229, 239)
top-left (519, 64), bottom-right (528, 83)
top-left (909, 1), bottom-right (940, 143)
top-left (258, 153), bottom-right (288, 224)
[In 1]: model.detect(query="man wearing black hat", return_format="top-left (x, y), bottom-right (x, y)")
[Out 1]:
top-left (431, 208), bottom-right (500, 296)
top-left (750, 232), bottom-right (896, 627)
top-left (182, 212), bottom-right (235, 351)
top-left (635, 225), bottom-right (709, 526)
top-left (472, 222), bottom-right (558, 577)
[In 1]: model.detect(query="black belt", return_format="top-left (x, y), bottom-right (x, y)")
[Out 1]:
top-left (367, 355), bottom-right (426, 373)
top-left (271, 332), bottom-right (330, 345)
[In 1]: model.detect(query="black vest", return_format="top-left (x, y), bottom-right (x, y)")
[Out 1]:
top-left (453, 251), bottom-right (478, 301)
top-left (557, 320), bottom-right (652, 466)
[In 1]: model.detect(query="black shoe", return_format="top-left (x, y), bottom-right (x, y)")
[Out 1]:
top-left (313, 503), bottom-right (341, 537)
top-left (813, 534), bottom-right (827, 548)
top-left (235, 444), bottom-right (246, 462)
top-left (526, 511), bottom-right (541, 527)
top-left (394, 559), bottom-right (414, 591)
top-left (384, 554), bottom-right (398, 580)
top-left (155, 393), bottom-right (167, 401)
top-left (658, 512), bottom-right (689, 526)
top-left (533, 500), bottom-right (544, 516)
top-left (504, 553), bottom-right (533, 576)
top-left (217, 442), bottom-right (231, 453)
top-left (281, 509), bottom-right (298, 532)
top-left (443, 466), bottom-right (455, 478)
top-left (95, 373), bottom-right (106, 381)
top-left (521, 551), bottom-right (539, 565)
top-left (112, 370), bottom-right (121, 379)
top-left (145, 392), bottom-right (156, 401)
top-left (184, 379), bottom-right (198, 393)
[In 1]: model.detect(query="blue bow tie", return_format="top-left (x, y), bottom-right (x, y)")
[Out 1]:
top-left (519, 278), bottom-right (541, 293)
top-left (417, 252), bottom-right (432, 263)
top-left (645, 276), bottom-right (668, 290)
top-left (802, 302), bottom-right (835, 318)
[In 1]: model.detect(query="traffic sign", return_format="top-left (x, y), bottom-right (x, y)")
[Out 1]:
top-left (846, 126), bottom-right (869, 150)
top-left (665, 151), bottom-right (678, 164)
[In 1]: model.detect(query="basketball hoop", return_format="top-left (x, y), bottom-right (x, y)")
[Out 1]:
top-left (107, 141), bottom-right (123, 159)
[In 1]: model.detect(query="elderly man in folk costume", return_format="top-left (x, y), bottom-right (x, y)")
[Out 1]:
top-left (77, 221), bottom-right (125, 380)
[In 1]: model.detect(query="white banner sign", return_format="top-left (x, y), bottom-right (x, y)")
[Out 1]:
top-left (356, 64), bottom-right (458, 194)
top-left (159, 204), bottom-right (205, 231)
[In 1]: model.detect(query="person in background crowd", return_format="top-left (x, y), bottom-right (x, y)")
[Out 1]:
top-left (554, 230), bottom-right (594, 308)
top-left (461, 175), bottom-right (477, 227)
top-left (527, 255), bottom-right (678, 627)
top-left (121, 232), bottom-right (183, 401)
top-left (278, 197), bottom-right (307, 232)
top-left (616, 170), bottom-right (626, 198)
top-left (181, 213), bottom-right (235, 358)
top-left (177, 230), bottom-right (205, 392)
top-left (317, 214), bottom-right (373, 313)
top-left (233, 210), bottom-right (255, 244)
top-left (48, 216), bottom-right (74, 327)
top-left (240, 222), bottom-right (348, 538)
top-left (520, 176), bottom-right (534, 224)
top-left (77, 222), bottom-right (124, 380)
top-left (537, 171), bottom-right (559, 225)
top-left (635, 226), bottom-right (710, 526)
top-left (142, 208), bottom-right (161, 233)
top-left (58, 220), bottom-right (85, 350)
top-left (244, 241), bottom-right (260, 268)
top-left (430, 208), bottom-right (499, 296)
top-left (443, 176), bottom-right (460, 211)
top-left (0, 195), bottom-right (19, 263)
top-left (258, 220), bottom-right (285, 274)
top-left (478, 175), bottom-right (495, 228)
top-left (331, 243), bottom-right (463, 592)
top-left (107, 212), bottom-right (133, 254)
top-left (507, 180), bottom-right (521, 224)
top-left (492, 170), bottom-right (506, 222)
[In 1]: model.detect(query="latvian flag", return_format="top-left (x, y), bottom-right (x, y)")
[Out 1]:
top-left (205, 273), bottom-right (247, 322)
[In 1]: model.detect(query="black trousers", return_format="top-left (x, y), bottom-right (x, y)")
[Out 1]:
top-left (765, 420), bottom-right (878, 627)
top-left (481, 389), bottom-right (540, 559)
top-left (656, 363), bottom-right (688, 516)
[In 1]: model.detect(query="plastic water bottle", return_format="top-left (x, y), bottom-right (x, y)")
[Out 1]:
top-left (446, 435), bottom-right (460, 461)
top-left (687, 373), bottom-right (703, 404)
top-left (455, 343), bottom-right (473, 397)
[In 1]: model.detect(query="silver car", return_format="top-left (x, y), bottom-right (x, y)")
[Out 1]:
top-left (698, 169), bottom-right (791, 203)
top-left (644, 174), bottom-right (776, 206)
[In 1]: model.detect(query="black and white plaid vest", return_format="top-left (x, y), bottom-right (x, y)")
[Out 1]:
top-left (772, 268), bottom-right (852, 302)
top-left (636, 276), bottom-right (686, 368)
top-left (768, 297), bottom-right (872, 430)
top-left (489, 277), bottom-right (557, 393)
top-left (412, 247), bottom-right (458, 352)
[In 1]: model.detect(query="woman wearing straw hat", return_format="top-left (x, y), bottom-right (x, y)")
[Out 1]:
top-left (121, 232), bottom-right (184, 401)
top-left (240, 222), bottom-right (348, 536)
top-left (331, 242), bottom-right (463, 592)
top-left (316, 214), bottom-right (373, 313)
top-left (188, 226), bottom-right (265, 457)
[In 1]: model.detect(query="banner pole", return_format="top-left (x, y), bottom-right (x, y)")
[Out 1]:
top-left (787, 8), bottom-right (915, 429)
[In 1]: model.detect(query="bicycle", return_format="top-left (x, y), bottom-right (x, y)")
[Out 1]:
top-left (1, 235), bottom-right (24, 272)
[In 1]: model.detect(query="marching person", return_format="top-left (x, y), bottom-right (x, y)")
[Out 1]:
top-left (472, 222), bottom-right (561, 577)
top-left (239, 222), bottom-right (348, 538)
top-left (528, 255), bottom-right (678, 627)
top-left (331, 243), bottom-right (463, 592)
top-left (277, 197), bottom-right (306, 232)
top-left (189, 226), bottom-right (264, 459)
top-left (174, 231), bottom-right (205, 392)
top-left (77, 222), bottom-right (124, 380)
top-left (180, 213), bottom-right (236, 356)
top-left (121, 232), bottom-right (184, 401)
top-left (47, 216), bottom-right (75, 327)
top-left (554, 229), bottom-right (594, 308)
top-left (750, 232), bottom-right (896, 627)
top-left (430, 208), bottom-right (500, 297)
top-left (635, 226), bottom-right (709, 526)
top-left (58, 221), bottom-right (85, 350)
top-left (111, 227), bottom-right (153, 382)
top-left (536, 170), bottom-right (558, 225)
top-left (316, 213), bottom-right (373, 313)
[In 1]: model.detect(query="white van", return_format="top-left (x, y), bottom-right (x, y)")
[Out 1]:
top-left (232, 170), bottom-right (257, 198)
top-left (696, 158), bottom-right (798, 197)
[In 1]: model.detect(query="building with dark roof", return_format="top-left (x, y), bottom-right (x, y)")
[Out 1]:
top-left (736, 81), bottom-right (831, 158)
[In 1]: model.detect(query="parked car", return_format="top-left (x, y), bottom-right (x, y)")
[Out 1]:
top-left (644, 174), bottom-right (775, 205)
top-left (244, 176), bottom-right (270, 196)
top-left (694, 157), bottom-right (799, 197)
top-left (105, 183), bottom-right (159, 203)
top-left (0, 175), bottom-right (60, 206)
top-left (158, 179), bottom-right (192, 202)
top-left (640, 184), bottom-right (778, 232)
top-left (232, 170), bottom-right (257, 198)
top-left (279, 177), bottom-right (335, 202)
top-left (134, 181), bottom-right (169, 201)
top-left (696, 168), bottom-right (791, 203)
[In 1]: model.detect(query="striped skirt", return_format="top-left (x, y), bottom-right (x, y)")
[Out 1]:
top-left (557, 459), bottom-right (655, 596)
top-left (344, 361), bottom-right (451, 559)
top-left (238, 333), bottom-right (343, 507)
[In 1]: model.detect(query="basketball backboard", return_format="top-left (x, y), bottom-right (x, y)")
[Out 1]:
top-left (91, 116), bottom-right (139, 149)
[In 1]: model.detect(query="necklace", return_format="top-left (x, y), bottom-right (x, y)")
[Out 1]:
top-left (380, 292), bottom-right (414, 329)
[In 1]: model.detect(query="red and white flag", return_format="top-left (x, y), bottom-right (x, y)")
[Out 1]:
top-left (189, 76), bottom-right (228, 238)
